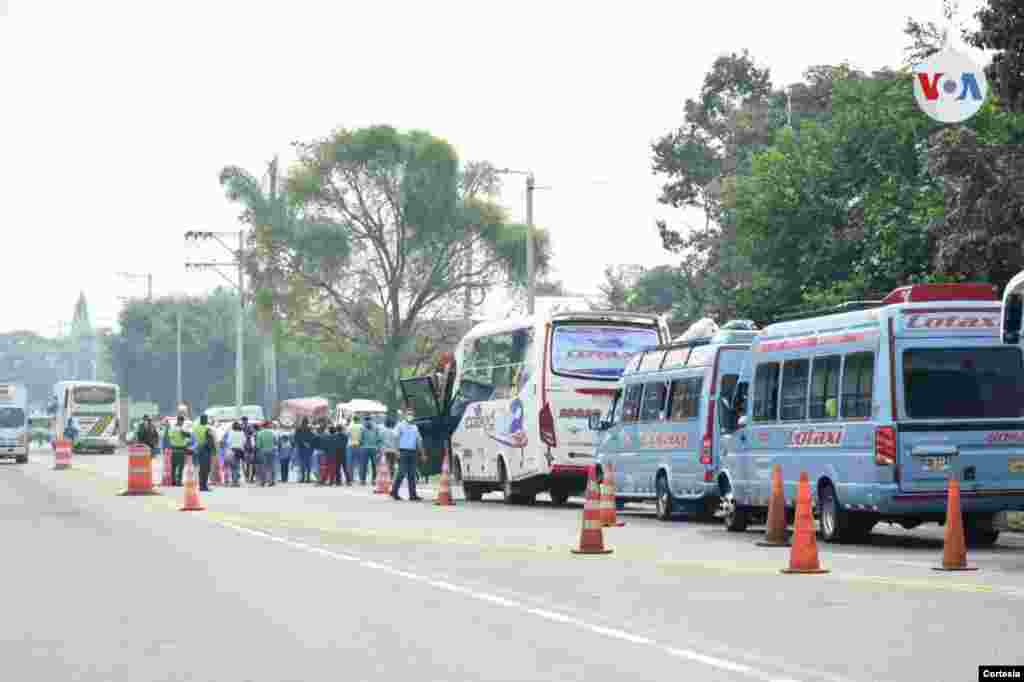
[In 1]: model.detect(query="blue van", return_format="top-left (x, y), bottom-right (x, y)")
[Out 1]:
top-left (592, 324), bottom-right (758, 520)
top-left (718, 283), bottom-right (1024, 545)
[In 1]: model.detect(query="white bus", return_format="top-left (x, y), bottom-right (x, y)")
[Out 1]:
top-left (50, 381), bottom-right (121, 454)
top-left (401, 310), bottom-right (670, 505)
top-left (0, 382), bottom-right (30, 463)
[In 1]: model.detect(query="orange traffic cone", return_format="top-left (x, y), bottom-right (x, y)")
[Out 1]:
top-left (601, 463), bottom-right (625, 527)
top-left (757, 464), bottom-right (791, 547)
top-left (781, 471), bottom-right (828, 574)
top-left (934, 476), bottom-right (977, 571)
top-left (120, 444), bottom-right (160, 496)
top-left (53, 439), bottom-right (72, 470)
top-left (572, 465), bottom-right (613, 555)
top-left (374, 451), bottom-right (389, 494)
top-left (161, 448), bottom-right (173, 487)
top-left (180, 455), bottom-right (205, 512)
top-left (435, 449), bottom-right (455, 506)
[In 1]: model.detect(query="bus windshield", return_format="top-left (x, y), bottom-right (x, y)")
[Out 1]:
top-left (551, 324), bottom-right (660, 380)
top-left (0, 407), bottom-right (25, 428)
top-left (73, 386), bottom-right (117, 405)
top-left (903, 348), bottom-right (1024, 419)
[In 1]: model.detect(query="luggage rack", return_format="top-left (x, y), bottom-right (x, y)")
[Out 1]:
top-left (774, 300), bottom-right (885, 323)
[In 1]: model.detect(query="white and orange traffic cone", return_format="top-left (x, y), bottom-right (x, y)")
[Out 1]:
top-left (161, 448), bottom-right (173, 487)
top-left (601, 462), bottom-right (625, 527)
top-left (180, 455), bottom-right (205, 512)
top-left (435, 448), bottom-right (455, 507)
top-left (572, 465), bottom-right (612, 555)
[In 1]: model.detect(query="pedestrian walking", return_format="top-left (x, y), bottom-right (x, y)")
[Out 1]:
top-left (193, 414), bottom-right (215, 492)
top-left (254, 422), bottom-right (276, 487)
top-left (167, 415), bottom-right (194, 487)
top-left (241, 416), bottom-right (256, 483)
top-left (225, 421), bottom-right (244, 487)
top-left (391, 413), bottom-right (425, 501)
top-left (295, 417), bottom-right (314, 483)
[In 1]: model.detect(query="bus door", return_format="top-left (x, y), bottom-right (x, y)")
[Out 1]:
top-left (897, 342), bottom-right (1024, 495)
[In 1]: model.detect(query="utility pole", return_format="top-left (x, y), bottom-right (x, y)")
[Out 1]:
top-left (176, 306), bottom-right (183, 407)
top-left (263, 157), bottom-right (279, 418)
top-left (496, 168), bottom-right (549, 316)
top-left (185, 230), bottom-right (246, 419)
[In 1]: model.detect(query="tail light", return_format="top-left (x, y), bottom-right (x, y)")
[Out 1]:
top-left (875, 426), bottom-right (896, 465)
top-left (700, 399), bottom-right (714, 465)
top-left (539, 403), bottom-right (557, 448)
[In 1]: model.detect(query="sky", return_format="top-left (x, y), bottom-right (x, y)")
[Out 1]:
top-left (0, 0), bottom-right (990, 336)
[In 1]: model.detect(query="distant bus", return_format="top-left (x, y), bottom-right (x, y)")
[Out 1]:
top-left (203, 404), bottom-right (265, 427)
top-left (402, 310), bottom-right (671, 505)
top-left (0, 382), bottom-right (30, 463)
top-left (50, 381), bottom-right (120, 454)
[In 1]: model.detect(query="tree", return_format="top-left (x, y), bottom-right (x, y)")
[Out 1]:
top-left (964, 0), bottom-right (1024, 113)
top-left (903, 0), bottom-right (959, 65)
top-left (276, 125), bottom-right (551, 409)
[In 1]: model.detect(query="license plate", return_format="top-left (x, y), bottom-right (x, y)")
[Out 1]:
top-left (923, 456), bottom-right (951, 471)
top-left (1009, 458), bottom-right (1024, 473)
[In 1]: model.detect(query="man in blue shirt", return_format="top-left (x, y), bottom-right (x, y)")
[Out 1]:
top-left (391, 413), bottom-right (424, 501)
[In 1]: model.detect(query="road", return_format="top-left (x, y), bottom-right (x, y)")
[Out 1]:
top-left (4, 448), bottom-right (1023, 682)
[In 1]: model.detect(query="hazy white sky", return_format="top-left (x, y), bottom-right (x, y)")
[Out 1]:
top-left (0, 0), bottom-right (988, 336)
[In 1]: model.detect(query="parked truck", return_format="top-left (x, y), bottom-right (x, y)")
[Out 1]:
top-left (0, 382), bottom-right (30, 463)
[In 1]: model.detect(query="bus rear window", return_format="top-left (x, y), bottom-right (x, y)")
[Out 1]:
top-left (551, 325), bottom-right (660, 380)
top-left (0, 407), bottom-right (25, 429)
top-left (73, 386), bottom-right (117, 404)
top-left (903, 348), bottom-right (1024, 419)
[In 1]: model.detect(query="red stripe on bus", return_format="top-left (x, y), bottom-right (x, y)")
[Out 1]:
top-left (575, 388), bottom-right (618, 397)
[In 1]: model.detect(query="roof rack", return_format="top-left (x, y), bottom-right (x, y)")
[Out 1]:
top-left (775, 300), bottom-right (885, 323)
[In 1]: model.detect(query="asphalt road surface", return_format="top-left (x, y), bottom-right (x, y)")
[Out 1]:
top-left (4, 449), bottom-right (1023, 682)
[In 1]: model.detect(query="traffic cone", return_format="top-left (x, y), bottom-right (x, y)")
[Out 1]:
top-left (180, 455), bottom-right (205, 512)
top-left (781, 471), bottom-right (828, 574)
top-left (120, 445), bottom-right (160, 496)
top-left (757, 464), bottom-right (791, 547)
top-left (601, 463), bottom-right (625, 527)
top-left (53, 439), bottom-right (72, 470)
top-left (435, 449), bottom-right (455, 506)
top-left (161, 448), bottom-right (173, 487)
top-left (934, 476), bottom-right (977, 571)
top-left (572, 465), bottom-right (613, 555)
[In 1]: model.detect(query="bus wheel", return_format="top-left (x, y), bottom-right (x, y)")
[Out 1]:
top-left (722, 495), bottom-right (748, 532)
top-left (549, 487), bottom-right (570, 506)
top-left (655, 474), bottom-right (674, 521)
top-left (965, 515), bottom-right (1000, 547)
top-left (15, 455), bottom-right (28, 464)
top-left (500, 461), bottom-right (517, 504)
top-left (819, 483), bottom-right (851, 544)
top-left (464, 483), bottom-right (483, 502)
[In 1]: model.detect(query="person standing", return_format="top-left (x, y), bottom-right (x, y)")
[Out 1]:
top-left (381, 416), bottom-right (399, 479)
top-left (347, 416), bottom-right (364, 485)
top-left (254, 422), bottom-right (276, 487)
top-left (391, 414), bottom-right (424, 501)
top-left (278, 425), bottom-right (294, 482)
top-left (333, 422), bottom-right (350, 486)
top-left (167, 415), bottom-right (194, 487)
top-left (136, 415), bottom-right (160, 457)
top-left (295, 418), bottom-right (314, 483)
top-left (360, 418), bottom-right (380, 486)
top-left (193, 415), bottom-right (215, 492)
top-left (320, 425), bottom-right (338, 486)
top-left (225, 421), bottom-right (244, 487)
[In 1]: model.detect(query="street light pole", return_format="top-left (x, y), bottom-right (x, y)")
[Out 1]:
top-left (184, 229), bottom-right (246, 421)
top-left (526, 172), bottom-right (535, 316)
top-left (176, 306), bottom-right (183, 407)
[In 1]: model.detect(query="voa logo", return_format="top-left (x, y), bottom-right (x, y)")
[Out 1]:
top-left (913, 48), bottom-right (988, 124)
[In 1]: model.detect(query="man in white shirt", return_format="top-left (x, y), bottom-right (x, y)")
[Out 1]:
top-left (391, 414), bottom-right (424, 501)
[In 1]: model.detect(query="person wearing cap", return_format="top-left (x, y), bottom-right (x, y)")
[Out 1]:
top-left (166, 414), bottom-right (195, 486)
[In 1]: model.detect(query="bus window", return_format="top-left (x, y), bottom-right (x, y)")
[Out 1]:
top-left (752, 363), bottom-right (780, 422)
top-left (639, 382), bottom-right (667, 422)
top-left (841, 352), bottom-right (875, 419)
top-left (621, 384), bottom-right (643, 423)
top-left (809, 355), bottom-right (841, 420)
top-left (551, 324), bottom-right (661, 380)
top-left (780, 359), bottom-right (809, 421)
top-left (667, 377), bottom-right (702, 421)
top-left (903, 348), bottom-right (1024, 420)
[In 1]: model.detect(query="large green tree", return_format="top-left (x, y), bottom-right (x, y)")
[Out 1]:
top-left (277, 125), bottom-right (551, 409)
top-left (964, 0), bottom-right (1024, 113)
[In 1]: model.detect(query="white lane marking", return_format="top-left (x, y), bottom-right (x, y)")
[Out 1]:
top-left (218, 521), bottom-right (807, 682)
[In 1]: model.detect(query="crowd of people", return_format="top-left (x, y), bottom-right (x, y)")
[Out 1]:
top-left (134, 411), bottom-right (429, 501)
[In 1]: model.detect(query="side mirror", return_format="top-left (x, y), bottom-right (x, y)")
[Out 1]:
top-left (1003, 293), bottom-right (1023, 345)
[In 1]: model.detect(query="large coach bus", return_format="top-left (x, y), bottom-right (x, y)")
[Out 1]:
top-left (50, 381), bottom-right (121, 454)
top-left (401, 310), bottom-right (671, 505)
top-left (717, 283), bottom-right (1024, 546)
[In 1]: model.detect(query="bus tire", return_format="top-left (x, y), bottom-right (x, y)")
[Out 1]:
top-left (464, 483), bottom-right (483, 502)
top-left (549, 487), bottom-right (570, 507)
top-left (819, 482), bottom-right (852, 544)
top-left (15, 455), bottom-right (28, 464)
top-left (965, 515), bottom-right (1000, 547)
top-left (723, 496), bottom-right (748, 533)
top-left (655, 473), bottom-right (674, 521)
top-left (499, 460), bottom-right (517, 505)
